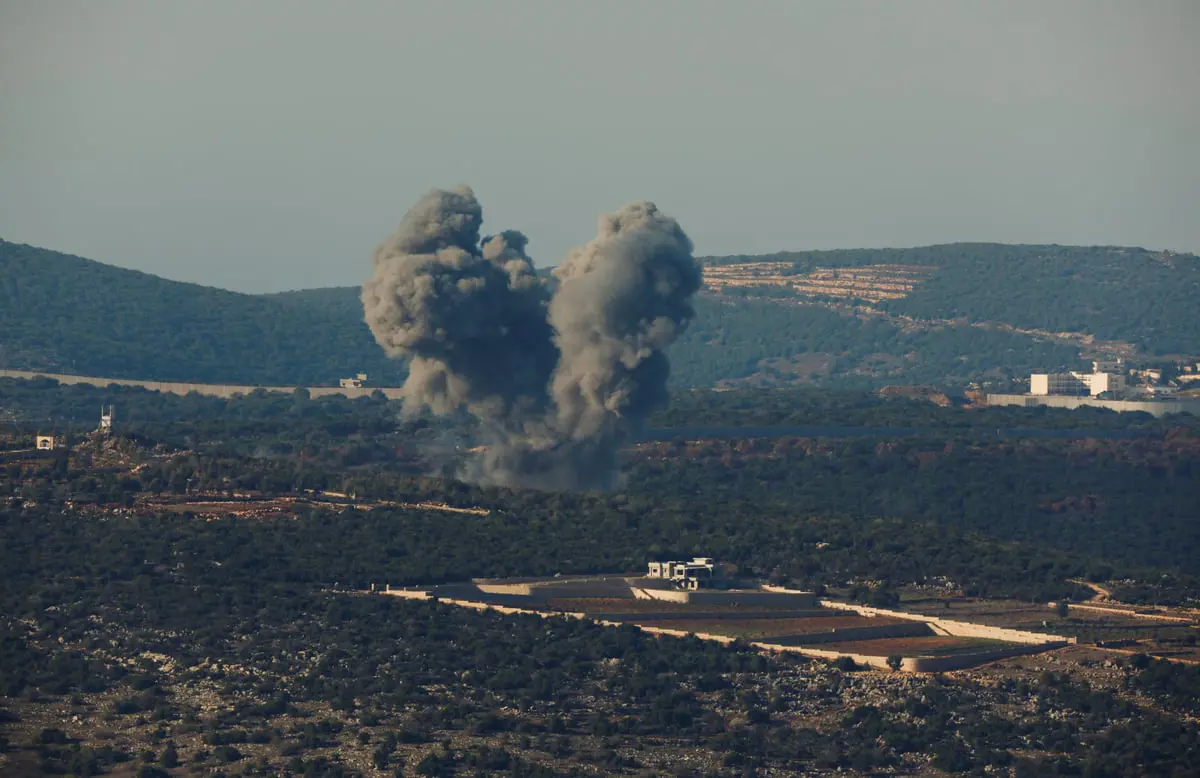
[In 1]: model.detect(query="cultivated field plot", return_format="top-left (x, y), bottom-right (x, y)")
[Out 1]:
top-left (544, 597), bottom-right (813, 615)
top-left (630, 615), bottom-right (910, 640)
top-left (901, 598), bottom-right (1053, 629)
top-left (819, 636), bottom-right (1007, 657)
top-left (904, 597), bottom-right (1197, 646)
top-left (702, 261), bottom-right (934, 303)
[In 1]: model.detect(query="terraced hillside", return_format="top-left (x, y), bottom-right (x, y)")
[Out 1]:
top-left (704, 261), bottom-right (935, 302)
top-left (705, 244), bottom-right (1200, 354)
top-left (689, 243), bottom-right (1199, 389)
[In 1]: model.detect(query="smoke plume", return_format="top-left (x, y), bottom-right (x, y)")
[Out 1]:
top-left (362, 186), bottom-right (701, 490)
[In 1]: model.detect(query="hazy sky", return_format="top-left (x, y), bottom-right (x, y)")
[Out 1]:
top-left (2, 1), bottom-right (1197, 293)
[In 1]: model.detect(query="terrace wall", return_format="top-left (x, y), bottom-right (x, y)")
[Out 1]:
top-left (819, 601), bottom-right (1075, 645)
top-left (480, 578), bottom-right (636, 599)
top-left (753, 645), bottom-right (895, 670)
top-left (902, 643), bottom-right (1070, 673)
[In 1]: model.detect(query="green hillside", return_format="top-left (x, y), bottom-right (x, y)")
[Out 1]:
top-left (0, 239), bottom-right (405, 386)
top-left (673, 296), bottom-right (1083, 389)
top-left (707, 244), bottom-right (1200, 353)
top-left (2, 238), bottom-right (1196, 389)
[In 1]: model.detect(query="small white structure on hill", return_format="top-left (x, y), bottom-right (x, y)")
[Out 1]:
top-left (339, 373), bottom-right (369, 389)
top-left (647, 557), bottom-right (717, 590)
top-left (99, 406), bottom-right (114, 433)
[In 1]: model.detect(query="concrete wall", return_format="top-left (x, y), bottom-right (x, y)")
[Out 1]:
top-left (901, 643), bottom-right (1070, 673)
top-left (1060, 603), bottom-right (1192, 623)
top-left (820, 601), bottom-right (1075, 645)
top-left (0, 369), bottom-right (406, 401)
top-left (379, 587), bottom-right (433, 600)
top-left (475, 577), bottom-right (637, 599)
top-left (987, 392), bottom-right (1200, 417)
top-left (753, 644), bottom-right (896, 670)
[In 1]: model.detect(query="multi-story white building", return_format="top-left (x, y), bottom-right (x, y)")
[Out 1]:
top-left (1030, 361), bottom-right (1126, 397)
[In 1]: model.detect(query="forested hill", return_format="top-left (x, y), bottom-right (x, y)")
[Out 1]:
top-left (689, 243), bottom-right (1199, 388)
top-left (0, 240), bottom-right (405, 386)
top-left (2, 238), bottom-right (1197, 388)
top-left (703, 243), bottom-right (1200, 353)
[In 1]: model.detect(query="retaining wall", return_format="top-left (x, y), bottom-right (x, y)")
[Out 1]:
top-left (379, 587), bottom-right (433, 600)
top-left (820, 601), bottom-right (1075, 645)
top-left (753, 645), bottom-right (895, 670)
top-left (901, 642), bottom-right (1070, 673)
top-left (1058, 602), bottom-right (1193, 623)
top-left (476, 578), bottom-right (637, 599)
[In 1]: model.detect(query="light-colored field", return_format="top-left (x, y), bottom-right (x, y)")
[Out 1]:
top-left (703, 262), bottom-right (935, 303)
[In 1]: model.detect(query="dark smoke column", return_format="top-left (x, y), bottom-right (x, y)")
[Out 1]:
top-left (363, 187), bottom-right (701, 491)
top-left (361, 186), bottom-right (556, 426)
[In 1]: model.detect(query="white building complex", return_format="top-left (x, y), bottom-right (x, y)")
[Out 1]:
top-left (646, 557), bottom-right (717, 590)
top-left (1030, 360), bottom-right (1126, 397)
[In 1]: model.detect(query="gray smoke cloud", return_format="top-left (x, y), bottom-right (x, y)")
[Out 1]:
top-left (362, 186), bottom-right (701, 491)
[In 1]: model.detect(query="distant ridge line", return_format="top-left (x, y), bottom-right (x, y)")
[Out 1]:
top-left (0, 369), bottom-right (405, 401)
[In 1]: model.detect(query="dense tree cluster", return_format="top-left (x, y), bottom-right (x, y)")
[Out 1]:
top-left (673, 295), bottom-right (1083, 388)
top-left (0, 240), bottom-right (406, 386)
top-left (3, 381), bottom-right (1200, 774)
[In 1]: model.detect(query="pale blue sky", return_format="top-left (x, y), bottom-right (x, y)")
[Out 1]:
top-left (2, 1), bottom-right (1197, 293)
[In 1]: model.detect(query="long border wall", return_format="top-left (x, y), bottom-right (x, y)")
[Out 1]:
top-left (986, 392), bottom-right (1200, 417)
top-left (0, 369), bottom-right (405, 400)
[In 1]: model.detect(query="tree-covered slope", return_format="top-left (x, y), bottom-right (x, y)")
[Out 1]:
top-left (0, 240), bottom-right (404, 385)
top-left (707, 243), bottom-right (1200, 355)
top-left (2, 239), bottom-right (1194, 388)
top-left (672, 295), bottom-right (1082, 389)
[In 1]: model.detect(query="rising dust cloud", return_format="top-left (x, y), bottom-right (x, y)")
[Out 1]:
top-left (362, 186), bottom-right (702, 491)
